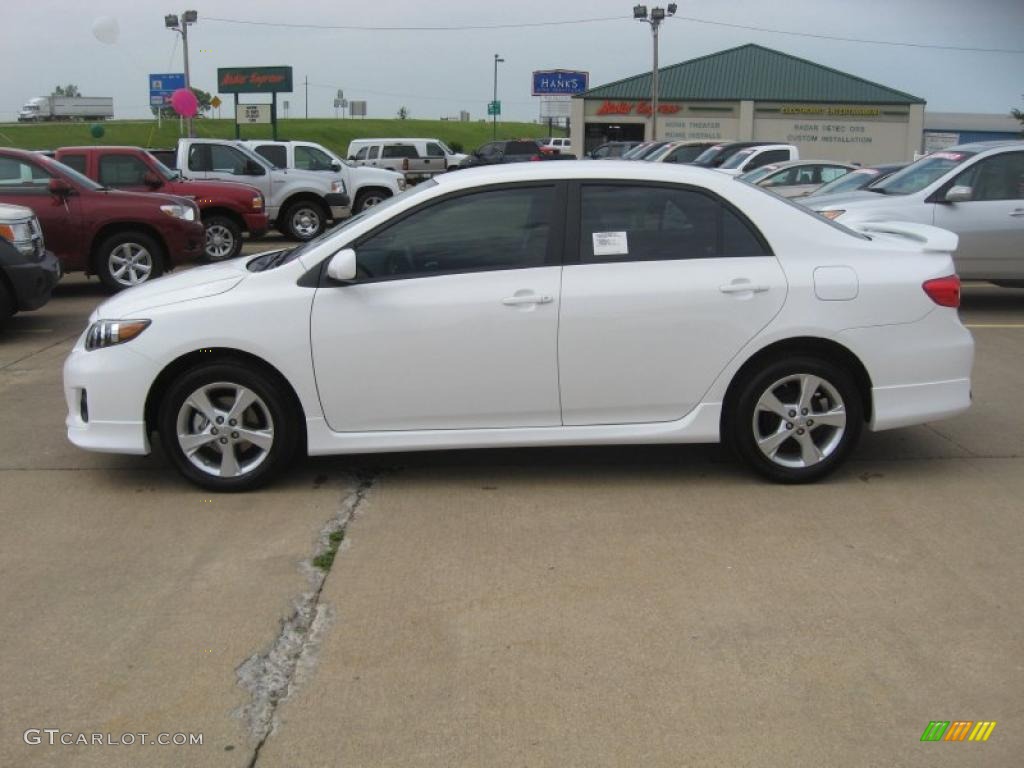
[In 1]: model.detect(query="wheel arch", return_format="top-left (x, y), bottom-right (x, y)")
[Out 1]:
top-left (200, 207), bottom-right (246, 231)
top-left (721, 336), bottom-right (873, 427)
top-left (89, 222), bottom-right (167, 274)
top-left (279, 191), bottom-right (328, 216)
top-left (144, 347), bottom-right (308, 450)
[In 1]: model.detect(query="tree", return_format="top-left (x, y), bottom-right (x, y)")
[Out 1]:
top-left (1013, 96), bottom-right (1024, 135)
top-left (397, 106), bottom-right (409, 120)
top-left (151, 86), bottom-right (214, 119)
top-left (52, 84), bottom-right (81, 97)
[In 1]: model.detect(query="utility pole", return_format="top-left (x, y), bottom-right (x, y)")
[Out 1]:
top-left (165, 10), bottom-right (198, 137)
top-left (633, 4), bottom-right (676, 141)
top-left (493, 53), bottom-right (504, 140)
top-left (305, 76), bottom-right (309, 119)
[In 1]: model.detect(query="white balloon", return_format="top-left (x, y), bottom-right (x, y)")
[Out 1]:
top-left (92, 16), bottom-right (119, 45)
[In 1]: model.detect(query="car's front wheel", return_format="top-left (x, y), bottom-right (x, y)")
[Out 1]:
top-left (726, 357), bottom-right (862, 483)
top-left (281, 200), bottom-right (327, 241)
top-left (95, 232), bottom-right (164, 292)
top-left (158, 361), bottom-right (300, 491)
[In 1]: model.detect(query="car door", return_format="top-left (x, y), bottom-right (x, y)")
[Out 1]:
top-left (933, 151), bottom-right (1024, 279)
top-left (558, 182), bottom-right (786, 425)
top-left (310, 183), bottom-right (565, 432)
top-left (0, 154), bottom-right (81, 265)
top-left (424, 142), bottom-right (447, 173)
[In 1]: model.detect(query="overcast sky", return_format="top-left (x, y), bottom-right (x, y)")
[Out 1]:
top-left (1, 0), bottom-right (1021, 122)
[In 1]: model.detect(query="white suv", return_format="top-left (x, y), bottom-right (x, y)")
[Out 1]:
top-left (347, 138), bottom-right (467, 180)
top-left (243, 140), bottom-right (405, 214)
top-left (716, 144), bottom-right (799, 176)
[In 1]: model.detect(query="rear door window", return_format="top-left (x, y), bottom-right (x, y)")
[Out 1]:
top-left (253, 145), bottom-right (287, 168)
top-left (368, 146), bottom-right (380, 160)
top-left (59, 154), bottom-right (88, 174)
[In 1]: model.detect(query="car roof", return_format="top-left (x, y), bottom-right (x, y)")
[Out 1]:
top-left (57, 145), bottom-right (146, 152)
top-left (349, 138), bottom-right (443, 143)
top-left (945, 140), bottom-right (1024, 152)
top-left (757, 160), bottom-right (856, 170)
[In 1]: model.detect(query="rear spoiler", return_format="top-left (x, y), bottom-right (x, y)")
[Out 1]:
top-left (849, 220), bottom-right (958, 254)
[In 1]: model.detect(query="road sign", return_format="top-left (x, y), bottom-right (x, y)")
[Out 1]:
top-left (532, 70), bottom-right (589, 96)
top-left (149, 72), bottom-right (185, 107)
top-left (349, 100), bottom-right (367, 117)
top-left (236, 104), bottom-right (272, 124)
top-left (210, 96), bottom-right (222, 109)
top-left (539, 95), bottom-right (571, 119)
top-left (487, 100), bottom-right (501, 116)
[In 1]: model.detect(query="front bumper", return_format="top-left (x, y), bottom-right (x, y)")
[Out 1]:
top-left (243, 212), bottom-right (270, 238)
top-left (63, 342), bottom-right (157, 455)
top-left (325, 192), bottom-right (351, 220)
top-left (162, 219), bottom-right (206, 267)
top-left (5, 249), bottom-right (61, 311)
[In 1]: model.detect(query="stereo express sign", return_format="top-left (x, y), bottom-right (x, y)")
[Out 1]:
top-left (217, 67), bottom-right (293, 94)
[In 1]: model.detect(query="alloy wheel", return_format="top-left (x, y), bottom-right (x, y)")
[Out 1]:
top-left (108, 243), bottom-right (154, 286)
top-left (175, 382), bottom-right (275, 478)
top-left (752, 373), bottom-right (847, 469)
top-left (205, 224), bottom-right (236, 260)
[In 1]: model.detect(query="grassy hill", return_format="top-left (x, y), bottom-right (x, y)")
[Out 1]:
top-left (0, 118), bottom-right (565, 157)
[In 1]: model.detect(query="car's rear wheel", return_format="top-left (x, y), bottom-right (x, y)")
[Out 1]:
top-left (95, 232), bottom-right (164, 292)
top-left (281, 200), bottom-right (327, 241)
top-left (726, 357), bottom-right (862, 483)
top-left (158, 361), bottom-right (300, 491)
top-left (203, 215), bottom-right (243, 261)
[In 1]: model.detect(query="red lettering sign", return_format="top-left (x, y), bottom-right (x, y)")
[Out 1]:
top-left (596, 100), bottom-right (682, 116)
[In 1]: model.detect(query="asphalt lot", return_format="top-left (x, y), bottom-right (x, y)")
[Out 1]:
top-left (1, 239), bottom-right (1022, 766)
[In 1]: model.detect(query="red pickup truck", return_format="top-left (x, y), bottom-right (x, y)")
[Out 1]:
top-left (0, 148), bottom-right (204, 291)
top-left (55, 146), bottom-right (268, 261)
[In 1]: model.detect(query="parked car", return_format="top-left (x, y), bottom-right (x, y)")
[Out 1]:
top-left (169, 139), bottom-right (348, 241)
top-left (460, 140), bottom-right (573, 168)
top-left (586, 141), bottom-right (641, 159)
top-left (542, 137), bottom-right (572, 154)
top-left (738, 161), bottom-right (856, 198)
top-left (623, 141), bottom-right (671, 160)
top-left (0, 148), bottom-right (203, 291)
top-left (241, 140), bottom-right (405, 214)
top-left (716, 144), bottom-right (800, 176)
top-left (805, 141), bottom-right (1024, 285)
top-left (0, 203), bottom-right (60, 326)
top-left (346, 138), bottom-right (466, 179)
top-left (645, 141), bottom-right (719, 164)
top-left (691, 141), bottom-right (778, 168)
top-left (64, 162), bottom-right (972, 491)
top-left (802, 163), bottom-right (907, 199)
top-left (55, 146), bottom-right (267, 261)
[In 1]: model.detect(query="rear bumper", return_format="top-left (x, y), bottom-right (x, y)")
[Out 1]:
top-left (5, 250), bottom-right (61, 311)
top-left (243, 212), bottom-right (269, 238)
top-left (870, 378), bottom-right (972, 431)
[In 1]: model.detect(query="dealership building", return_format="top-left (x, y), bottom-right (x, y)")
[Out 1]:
top-left (570, 44), bottom-right (926, 165)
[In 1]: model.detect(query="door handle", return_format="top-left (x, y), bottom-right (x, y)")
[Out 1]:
top-left (502, 294), bottom-right (553, 306)
top-left (1010, 209), bottom-right (1024, 217)
top-left (719, 282), bottom-right (769, 294)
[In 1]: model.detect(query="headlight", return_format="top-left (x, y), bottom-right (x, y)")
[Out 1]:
top-left (252, 195), bottom-right (264, 210)
top-left (85, 319), bottom-right (151, 351)
top-left (396, 178), bottom-right (407, 191)
top-left (0, 219), bottom-right (38, 256)
top-left (159, 204), bottom-right (197, 221)
top-left (819, 209), bottom-right (846, 221)
top-left (331, 181), bottom-right (346, 194)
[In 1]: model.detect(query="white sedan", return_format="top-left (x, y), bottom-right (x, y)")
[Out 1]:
top-left (63, 162), bottom-right (974, 490)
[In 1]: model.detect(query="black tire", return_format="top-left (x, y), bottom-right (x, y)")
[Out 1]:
top-left (157, 361), bottom-right (300, 491)
top-left (95, 231), bottom-right (164, 293)
top-left (725, 356), bottom-right (863, 484)
top-left (353, 188), bottom-right (391, 213)
top-left (202, 215), bottom-right (243, 261)
top-left (280, 199), bottom-right (328, 241)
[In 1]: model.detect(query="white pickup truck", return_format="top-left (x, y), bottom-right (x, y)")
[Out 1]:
top-left (715, 144), bottom-right (799, 176)
top-left (241, 140), bottom-right (406, 213)
top-left (170, 139), bottom-right (349, 240)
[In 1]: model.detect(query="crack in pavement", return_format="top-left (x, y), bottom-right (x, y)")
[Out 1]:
top-left (0, 330), bottom-right (81, 371)
top-left (236, 471), bottom-right (379, 768)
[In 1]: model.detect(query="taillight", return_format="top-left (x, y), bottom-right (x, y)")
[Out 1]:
top-left (402, 157), bottom-right (409, 171)
top-left (530, 155), bottom-right (542, 161)
top-left (923, 275), bottom-right (960, 308)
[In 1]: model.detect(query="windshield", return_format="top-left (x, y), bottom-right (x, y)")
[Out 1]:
top-left (808, 168), bottom-right (878, 197)
top-left (620, 143), bottom-right (650, 160)
top-left (692, 145), bottom-right (727, 165)
top-left (646, 144), bottom-right (674, 162)
top-left (738, 165), bottom-right (779, 184)
top-left (436, 140), bottom-right (455, 155)
top-left (147, 154), bottom-right (179, 181)
top-left (720, 149), bottom-right (756, 170)
top-left (871, 151), bottom-right (976, 195)
top-left (248, 180), bottom-right (437, 272)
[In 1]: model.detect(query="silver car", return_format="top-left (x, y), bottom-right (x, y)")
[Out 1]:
top-left (806, 141), bottom-right (1024, 285)
top-left (738, 160), bottom-right (856, 198)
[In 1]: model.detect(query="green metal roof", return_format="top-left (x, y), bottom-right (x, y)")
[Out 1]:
top-left (581, 44), bottom-right (925, 105)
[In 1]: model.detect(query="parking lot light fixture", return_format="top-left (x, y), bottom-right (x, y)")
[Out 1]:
top-left (165, 10), bottom-right (199, 137)
top-left (634, 4), bottom-right (675, 141)
top-left (493, 54), bottom-right (505, 139)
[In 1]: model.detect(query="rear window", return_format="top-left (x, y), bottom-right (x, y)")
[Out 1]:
top-left (505, 141), bottom-right (540, 155)
top-left (59, 154), bottom-right (87, 174)
top-left (872, 151), bottom-right (976, 196)
top-left (382, 145), bottom-right (419, 159)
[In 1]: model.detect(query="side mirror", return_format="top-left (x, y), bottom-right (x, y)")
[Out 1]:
top-left (326, 248), bottom-right (357, 282)
top-left (330, 162), bottom-right (342, 172)
top-left (48, 178), bottom-right (72, 197)
top-left (244, 160), bottom-right (266, 176)
top-left (945, 185), bottom-right (973, 203)
top-left (143, 171), bottom-right (162, 188)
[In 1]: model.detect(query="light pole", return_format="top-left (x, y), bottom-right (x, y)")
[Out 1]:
top-left (493, 54), bottom-right (504, 139)
top-left (165, 10), bottom-right (198, 137)
top-left (633, 4), bottom-right (676, 141)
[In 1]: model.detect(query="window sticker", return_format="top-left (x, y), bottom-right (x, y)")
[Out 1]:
top-left (592, 231), bottom-right (629, 256)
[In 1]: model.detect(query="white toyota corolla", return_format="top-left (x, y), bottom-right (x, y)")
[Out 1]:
top-left (64, 162), bottom-right (974, 490)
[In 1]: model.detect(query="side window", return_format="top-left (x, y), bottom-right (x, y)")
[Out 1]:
top-left (254, 145), bottom-right (287, 169)
top-left (355, 186), bottom-right (555, 279)
top-left (98, 155), bottom-right (149, 186)
top-left (762, 168), bottom-right (798, 187)
top-left (295, 146), bottom-right (334, 170)
top-left (367, 146), bottom-right (380, 160)
top-left (957, 153), bottom-right (1024, 201)
top-left (580, 185), bottom-right (769, 263)
top-left (749, 150), bottom-right (791, 170)
top-left (381, 145), bottom-right (419, 159)
top-left (188, 144), bottom-right (210, 172)
top-left (0, 157), bottom-right (50, 187)
top-left (794, 167), bottom-right (818, 185)
top-left (820, 166), bottom-right (848, 183)
top-left (354, 147), bottom-right (368, 161)
top-left (60, 154), bottom-right (88, 174)
top-left (209, 145), bottom-right (249, 174)
top-left (425, 143), bottom-right (446, 158)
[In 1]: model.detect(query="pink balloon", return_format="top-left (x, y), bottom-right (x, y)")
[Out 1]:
top-left (170, 88), bottom-right (198, 118)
